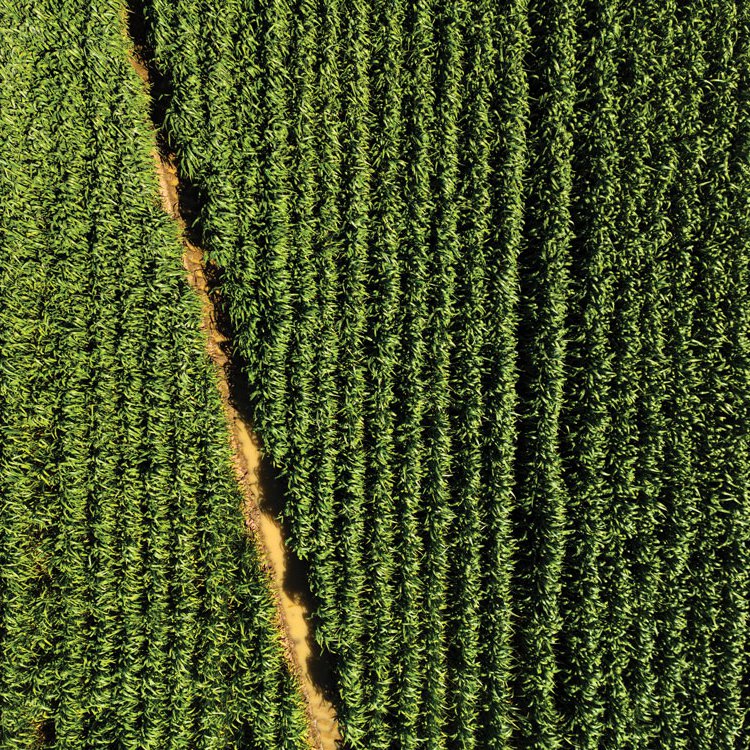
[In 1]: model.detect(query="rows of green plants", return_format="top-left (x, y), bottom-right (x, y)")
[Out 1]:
top-left (0, 1), bottom-right (308, 747)
top-left (139, 0), bottom-right (750, 747)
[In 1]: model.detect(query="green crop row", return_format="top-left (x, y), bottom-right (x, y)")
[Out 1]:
top-left (137, 0), bottom-right (750, 748)
top-left (0, 1), bottom-right (308, 747)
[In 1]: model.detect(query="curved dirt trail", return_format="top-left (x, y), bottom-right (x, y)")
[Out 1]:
top-left (127, 49), bottom-right (341, 750)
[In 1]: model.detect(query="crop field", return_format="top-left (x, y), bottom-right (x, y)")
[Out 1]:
top-left (1, 0), bottom-right (749, 749)
top-left (137, 0), bottom-right (750, 748)
top-left (0, 1), bottom-right (308, 747)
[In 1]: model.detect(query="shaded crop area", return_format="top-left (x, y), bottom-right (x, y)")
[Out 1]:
top-left (136, 0), bottom-right (750, 748)
top-left (0, 1), bottom-right (309, 747)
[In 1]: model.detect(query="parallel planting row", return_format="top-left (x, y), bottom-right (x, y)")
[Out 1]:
top-left (0, 2), bottom-right (307, 747)
top-left (139, 0), bottom-right (750, 747)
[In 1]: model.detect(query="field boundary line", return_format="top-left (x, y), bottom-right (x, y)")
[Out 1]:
top-left (123, 18), bottom-right (341, 750)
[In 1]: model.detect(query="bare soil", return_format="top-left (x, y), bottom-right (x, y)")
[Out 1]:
top-left (127, 44), bottom-right (341, 750)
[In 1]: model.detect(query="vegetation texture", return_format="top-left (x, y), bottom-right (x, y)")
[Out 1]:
top-left (137, 0), bottom-right (750, 748)
top-left (0, 1), bottom-right (308, 747)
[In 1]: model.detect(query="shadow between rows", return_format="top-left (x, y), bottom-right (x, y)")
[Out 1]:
top-left (212, 261), bottom-right (341, 709)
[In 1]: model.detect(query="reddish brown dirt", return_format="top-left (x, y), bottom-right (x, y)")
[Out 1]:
top-left (126, 43), bottom-right (341, 750)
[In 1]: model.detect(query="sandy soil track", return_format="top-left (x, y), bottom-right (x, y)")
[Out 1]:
top-left (127, 46), bottom-right (341, 750)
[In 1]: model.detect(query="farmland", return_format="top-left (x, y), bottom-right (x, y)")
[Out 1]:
top-left (1, 0), bottom-right (749, 748)
top-left (136, 0), bottom-right (750, 748)
top-left (0, 1), bottom-right (309, 747)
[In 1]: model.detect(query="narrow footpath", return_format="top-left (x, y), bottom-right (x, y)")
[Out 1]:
top-left (127, 48), bottom-right (341, 750)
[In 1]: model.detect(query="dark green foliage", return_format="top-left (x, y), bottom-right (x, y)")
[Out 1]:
top-left (0, 1), bottom-right (308, 747)
top-left (614, 4), bottom-right (670, 744)
top-left (558, 0), bottom-right (619, 745)
top-left (395, 2), bottom-right (432, 746)
top-left (512, 1), bottom-right (578, 745)
top-left (477, 1), bottom-right (528, 746)
top-left (363, 0), bottom-right (403, 746)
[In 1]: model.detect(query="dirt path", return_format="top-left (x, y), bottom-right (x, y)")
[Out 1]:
top-left (127, 46), bottom-right (341, 750)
